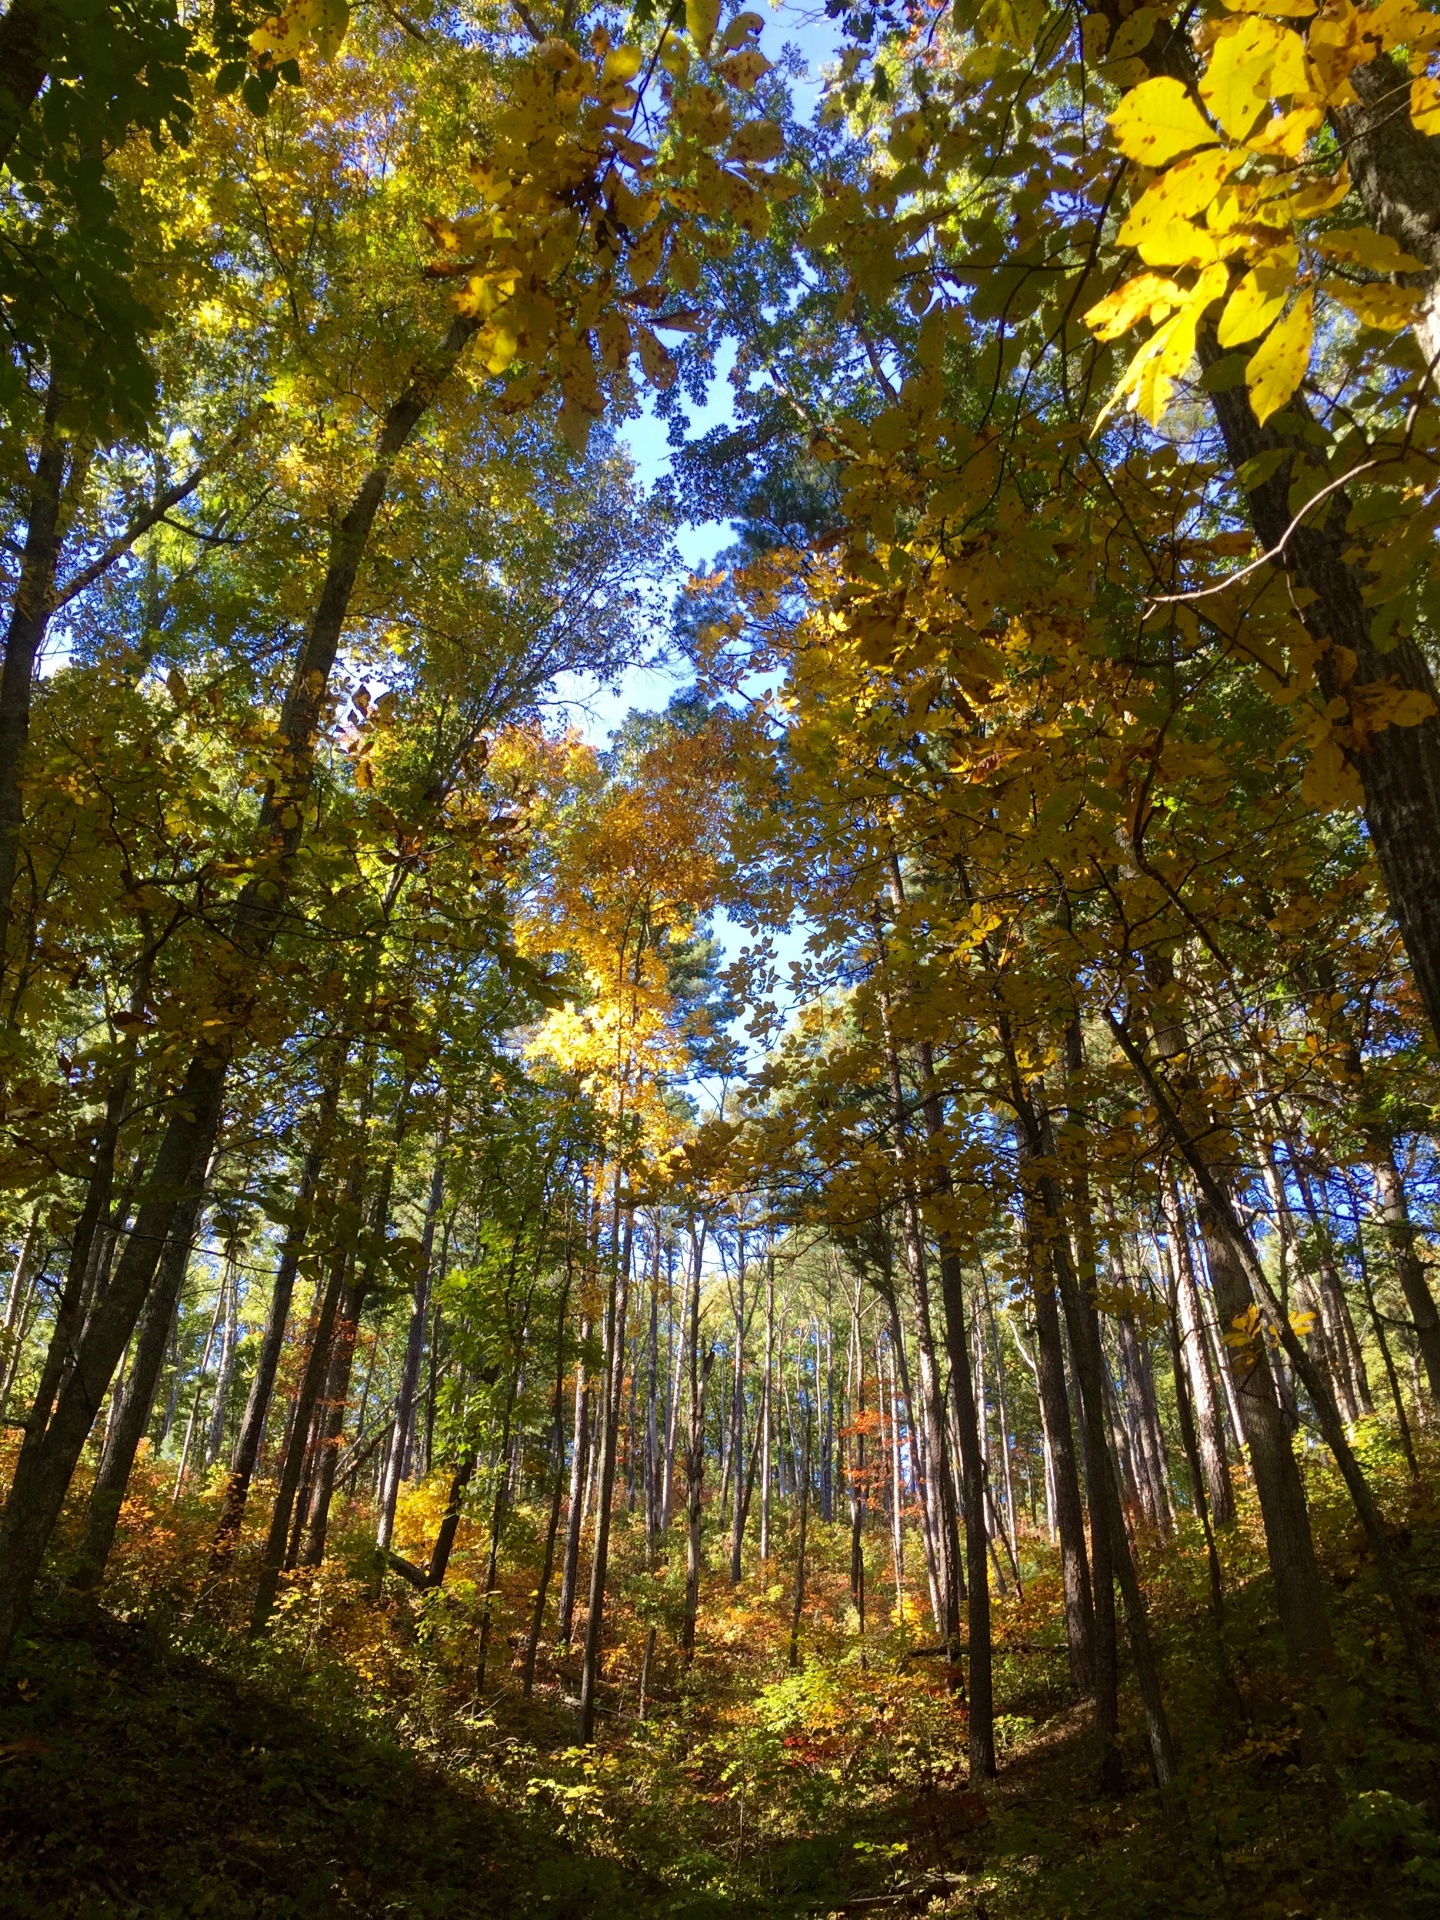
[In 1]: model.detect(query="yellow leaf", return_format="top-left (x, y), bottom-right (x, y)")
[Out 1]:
top-left (719, 10), bottom-right (764, 50)
top-left (1133, 214), bottom-right (1221, 268)
top-left (1245, 101), bottom-right (1323, 156)
top-left (556, 398), bottom-right (593, 452)
top-left (482, 319), bottom-right (520, 374)
top-left (1101, 261), bottom-right (1229, 424)
top-left (1109, 77), bottom-right (1220, 166)
top-left (1322, 276), bottom-right (1425, 329)
top-left (1287, 164), bottom-right (1350, 217)
top-left (1349, 680), bottom-right (1437, 744)
top-left (717, 49), bottom-right (771, 90)
top-left (1222, 0), bottom-right (1315, 13)
top-left (1245, 288), bottom-right (1313, 421)
top-left (1289, 1308), bottom-right (1317, 1338)
top-left (1413, 74), bottom-right (1440, 136)
top-left (686, 0), bottom-right (720, 52)
top-left (1200, 18), bottom-right (1306, 141)
top-left (1313, 225), bottom-right (1428, 274)
top-left (1085, 271), bottom-right (1185, 341)
top-left (727, 117), bottom-right (785, 164)
top-left (603, 45), bottom-right (644, 83)
top-left (658, 29), bottom-right (690, 79)
top-left (313, 0), bottom-right (348, 61)
top-left (354, 756), bottom-right (374, 789)
top-left (1217, 245), bottom-right (1297, 345)
top-left (636, 325), bottom-right (678, 388)
top-left (1119, 148), bottom-right (1242, 264)
top-left (1301, 732), bottom-right (1363, 809)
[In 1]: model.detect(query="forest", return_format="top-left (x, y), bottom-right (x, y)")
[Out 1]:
top-left (3, 0), bottom-right (1440, 1914)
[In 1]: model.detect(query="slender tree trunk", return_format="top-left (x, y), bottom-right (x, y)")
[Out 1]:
top-left (681, 1233), bottom-right (713, 1668)
top-left (1112, 1010), bottom-right (1440, 1728)
top-left (1368, 1135), bottom-right (1440, 1407)
top-left (211, 1104), bottom-right (334, 1570)
top-left (1163, 1181), bottom-right (1235, 1525)
top-left (476, 1363), bottom-right (521, 1695)
top-left (1137, 977), bottom-right (1333, 1672)
top-left (523, 1248), bottom-right (576, 1696)
top-left (377, 1145), bottom-right (446, 1552)
top-left (71, 1183), bottom-right (206, 1589)
top-left (0, 383), bottom-right (71, 946)
top-left (557, 1317), bottom-right (592, 1648)
top-left (579, 1203), bottom-right (632, 1741)
top-left (759, 1245), bottom-right (774, 1564)
top-left (425, 1446), bottom-right (477, 1590)
top-left (249, 1258), bottom-right (345, 1633)
top-left (788, 1406), bottom-right (812, 1669)
top-left (204, 1256), bottom-right (239, 1470)
top-left (1039, 1093), bottom-right (1176, 1794)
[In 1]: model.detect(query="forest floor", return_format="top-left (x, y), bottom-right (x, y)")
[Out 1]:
top-left (3, 1428), bottom-right (1440, 1920)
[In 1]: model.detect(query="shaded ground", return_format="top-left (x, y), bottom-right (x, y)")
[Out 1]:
top-left (0, 1602), bottom-right (648, 1920)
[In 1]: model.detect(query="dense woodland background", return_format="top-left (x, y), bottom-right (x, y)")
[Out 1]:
top-left (4, 0), bottom-right (1440, 1914)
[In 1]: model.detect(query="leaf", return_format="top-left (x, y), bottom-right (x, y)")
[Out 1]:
top-left (166, 667), bottom-right (188, 703)
top-left (727, 118), bottom-right (785, 164)
top-left (1085, 271), bottom-right (1185, 341)
top-left (1099, 261), bottom-right (1229, 424)
top-left (1313, 225), bottom-right (1428, 275)
top-left (1217, 246), bottom-right (1297, 346)
top-left (1322, 277), bottom-right (1425, 329)
top-left (717, 49), bottom-right (771, 91)
top-left (658, 29), bottom-right (690, 78)
top-left (1348, 680), bottom-right (1437, 743)
top-left (1200, 18), bottom-right (1306, 141)
top-left (314, 0), bottom-right (348, 62)
top-left (636, 325), bottom-right (678, 388)
top-left (1109, 78), bottom-right (1219, 166)
top-left (556, 398), bottom-right (592, 452)
top-left (686, 0), bottom-right (720, 52)
top-left (1301, 732), bottom-right (1363, 809)
top-left (1245, 101), bottom-right (1323, 156)
top-left (602, 46), bottom-right (644, 84)
top-left (1222, 0), bottom-right (1315, 12)
top-left (1413, 74), bottom-right (1440, 137)
top-left (1245, 288), bottom-right (1313, 422)
top-left (1120, 150), bottom-right (1243, 265)
top-left (719, 10), bottom-right (764, 50)
top-left (1287, 165), bottom-right (1351, 217)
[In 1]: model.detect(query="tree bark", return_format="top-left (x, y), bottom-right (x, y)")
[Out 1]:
top-left (0, 381), bottom-right (70, 948)
top-left (211, 1095), bottom-right (336, 1571)
top-left (1138, 970), bottom-right (1333, 1672)
top-left (70, 1181), bottom-right (206, 1589)
top-left (578, 1203), bottom-right (632, 1741)
top-left (376, 1144), bottom-right (446, 1553)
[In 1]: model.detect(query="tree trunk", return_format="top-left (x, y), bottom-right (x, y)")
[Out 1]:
top-left (0, 382), bottom-right (71, 946)
top-left (1137, 972), bottom-right (1333, 1672)
top-left (1369, 1135), bottom-right (1440, 1407)
top-left (211, 1101), bottom-right (335, 1571)
top-left (522, 1249), bottom-right (576, 1697)
top-left (249, 1256), bottom-right (345, 1633)
top-left (376, 1145), bottom-right (446, 1553)
top-left (557, 1313), bottom-right (592, 1649)
top-left (579, 1202), bottom-right (632, 1741)
top-left (70, 1183), bottom-right (206, 1589)
top-left (1162, 1180), bottom-right (1235, 1525)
